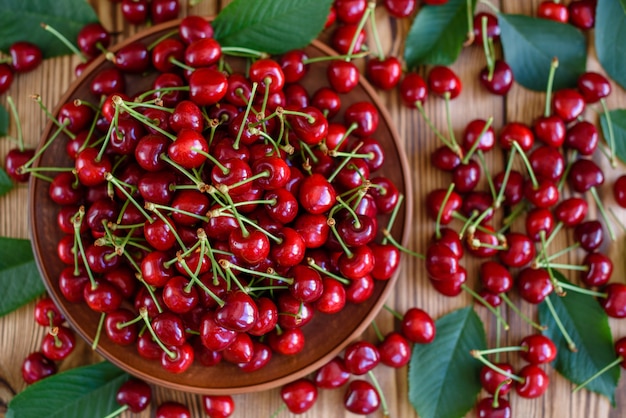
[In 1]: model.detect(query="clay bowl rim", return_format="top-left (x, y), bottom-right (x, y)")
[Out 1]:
top-left (28, 17), bottom-right (414, 395)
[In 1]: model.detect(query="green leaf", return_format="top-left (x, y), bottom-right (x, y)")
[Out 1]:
top-left (408, 307), bottom-right (486, 418)
top-left (6, 361), bottom-right (129, 418)
top-left (212, 0), bottom-right (334, 55)
top-left (0, 237), bottom-right (45, 316)
top-left (0, 0), bottom-right (99, 58)
top-left (538, 272), bottom-right (620, 405)
top-left (0, 104), bottom-right (8, 136)
top-left (0, 168), bottom-right (13, 196)
top-left (600, 109), bottom-right (626, 165)
top-left (404, 0), bottom-right (477, 68)
top-left (596, 0), bottom-right (626, 90)
top-left (498, 14), bottom-right (587, 91)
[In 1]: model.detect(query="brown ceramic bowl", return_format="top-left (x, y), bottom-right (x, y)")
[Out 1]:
top-left (29, 18), bottom-right (412, 394)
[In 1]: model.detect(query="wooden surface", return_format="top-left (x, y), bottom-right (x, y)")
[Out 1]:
top-left (1, 1), bottom-right (625, 417)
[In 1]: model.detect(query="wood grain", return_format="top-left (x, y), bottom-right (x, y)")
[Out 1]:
top-left (1, 0), bottom-right (626, 417)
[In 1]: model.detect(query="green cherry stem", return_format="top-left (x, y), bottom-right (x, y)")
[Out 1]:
top-left (470, 350), bottom-right (524, 383)
top-left (600, 98), bottom-right (618, 168)
top-left (435, 183), bottom-right (456, 240)
top-left (91, 312), bottom-right (106, 350)
top-left (306, 258), bottom-right (350, 285)
top-left (415, 101), bottom-right (459, 154)
top-left (367, 370), bottom-right (389, 418)
top-left (500, 293), bottom-right (547, 331)
top-left (589, 187), bottom-right (617, 241)
top-left (462, 116), bottom-right (494, 164)
top-left (233, 82), bottom-right (258, 150)
top-left (544, 296), bottom-right (577, 352)
top-left (370, 320), bottom-right (385, 342)
top-left (139, 307), bottom-right (176, 359)
top-left (544, 57), bottom-right (559, 118)
top-left (572, 356), bottom-right (623, 394)
top-left (345, 1), bottom-right (374, 61)
top-left (41, 23), bottom-right (87, 62)
top-left (511, 140), bottom-right (539, 188)
top-left (462, 284), bottom-right (510, 331)
top-left (6, 96), bottom-right (23, 151)
top-left (367, 1), bottom-right (385, 61)
top-left (381, 194), bottom-right (404, 245)
top-left (382, 228), bottom-right (424, 259)
top-left (481, 16), bottom-right (495, 79)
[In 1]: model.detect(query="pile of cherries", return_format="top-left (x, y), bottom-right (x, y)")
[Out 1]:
top-left (109, 0), bottom-right (182, 27)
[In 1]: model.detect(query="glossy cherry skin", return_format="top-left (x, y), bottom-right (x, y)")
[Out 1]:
top-left (499, 233), bottom-right (535, 268)
top-left (384, 0), bottom-right (417, 18)
top-left (600, 283), bottom-right (626, 318)
top-left (555, 197), bottom-right (588, 227)
top-left (115, 378), bottom-right (152, 413)
top-left (515, 364), bottom-right (549, 398)
top-left (344, 340), bottom-right (380, 375)
top-left (280, 378), bottom-right (318, 414)
top-left (552, 88), bottom-right (585, 122)
top-left (537, 1), bottom-right (569, 23)
top-left (156, 401), bottom-right (191, 418)
top-left (479, 60), bottom-right (513, 95)
top-left (268, 327), bottom-right (306, 355)
top-left (520, 334), bottom-right (557, 364)
top-left (565, 121), bottom-right (598, 155)
top-left (529, 145), bottom-right (564, 182)
top-left (188, 67), bottom-right (228, 106)
top-left (582, 252), bottom-right (613, 287)
top-left (473, 12), bottom-right (501, 44)
top-left (314, 356), bottom-right (351, 389)
top-left (378, 332), bottom-right (411, 367)
top-left (77, 22), bottom-right (111, 57)
top-left (533, 115), bottom-right (566, 148)
top-left (574, 220), bottom-right (604, 252)
top-left (327, 60), bottom-right (360, 93)
top-left (105, 309), bottom-right (139, 346)
top-left (399, 72), bottom-right (428, 107)
top-left (517, 268), bottom-right (553, 304)
top-left (299, 173), bottom-right (336, 214)
top-left (568, 158), bottom-right (604, 193)
top-left (366, 56), bottom-right (402, 90)
top-left (401, 307), bottom-right (436, 343)
top-left (569, 0), bottom-right (596, 30)
top-left (480, 362), bottom-right (514, 395)
top-left (331, 23), bottom-right (366, 55)
top-left (578, 71), bottom-right (611, 103)
top-left (425, 243), bottom-right (459, 281)
top-left (344, 379), bottom-right (380, 415)
top-left (21, 351), bottom-right (57, 384)
top-left (151, 0), bottom-right (181, 24)
top-left (480, 261), bottom-right (513, 294)
top-left (428, 65), bottom-right (462, 99)
top-left (476, 397), bottom-right (512, 418)
top-left (202, 395), bottom-right (235, 418)
top-left (499, 122), bottom-right (534, 152)
top-left (41, 326), bottom-right (76, 361)
top-left (161, 342), bottom-right (194, 374)
top-left (9, 41), bottom-right (42, 73)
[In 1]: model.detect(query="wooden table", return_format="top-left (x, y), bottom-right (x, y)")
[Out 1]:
top-left (1, 1), bottom-right (625, 417)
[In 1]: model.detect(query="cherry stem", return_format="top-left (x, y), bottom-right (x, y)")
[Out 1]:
top-left (511, 141), bottom-right (538, 187)
top-left (327, 142), bottom-right (365, 184)
top-left (306, 258), bottom-right (350, 285)
top-left (435, 183), bottom-right (456, 240)
top-left (481, 0), bottom-right (500, 13)
top-left (106, 173), bottom-right (153, 222)
top-left (544, 57), bottom-right (559, 117)
top-left (444, 92), bottom-right (459, 150)
top-left (463, 117), bottom-right (494, 164)
top-left (32, 95), bottom-right (76, 140)
top-left (600, 98), bottom-right (618, 168)
top-left (500, 293), bottom-right (547, 331)
top-left (146, 203), bottom-right (189, 251)
top-left (544, 296), bottom-right (577, 352)
top-left (370, 320), bottom-right (385, 342)
top-left (91, 312), bottom-right (106, 350)
top-left (590, 187), bottom-right (617, 241)
top-left (465, 0), bottom-right (475, 46)
top-left (102, 405), bottom-right (129, 418)
top-left (415, 102), bottom-right (459, 154)
top-left (221, 260), bottom-right (294, 286)
top-left (367, 1), bottom-right (385, 61)
top-left (383, 304), bottom-right (404, 320)
top-left (470, 350), bottom-right (524, 383)
top-left (543, 241), bottom-right (578, 263)
top-left (221, 46), bottom-right (268, 59)
top-left (139, 308), bottom-right (177, 359)
top-left (169, 56), bottom-right (196, 73)
top-left (234, 82), bottom-right (258, 150)
top-left (382, 228), bottom-right (425, 259)
top-left (474, 346), bottom-right (524, 356)
top-left (136, 275), bottom-right (163, 314)
top-left (6, 96), bottom-right (23, 151)
top-left (303, 51), bottom-right (369, 65)
top-left (113, 96), bottom-right (177, 141)
top-left (73, 207), bottom-right (96, 287)
top-left (554, 280), bottom-right (607, 298)
top-left (475, 150), bottom-right (497, 204)
top-left (328, 217), bottom-right (354, 258)
top-left (117, 314), bottom-right (144, 330)
top-left (160, 155), bottom-right (204, 189)
top-left (367, 369), bottom-right (390, 418)
top-left (493, 379), bottom-right (513, 406)
top-left (462, 285), bottom-right (510, 330)
top-left (382, 194), bottom-right (404, 245)
top-left (41, 23), bottom-right (87, 62)
top-left (481, 16), bottom-right (495, 80)
top-left (345, 2), bottom-right (373, 61)
top-left (18, 123), bottom-right (68, 173)
top-left (572, 356), bottom-right (623, 394)
top-left (269, 403), bottom-right (288, 418)
top-left (146, 29), bottom-right (178, 51)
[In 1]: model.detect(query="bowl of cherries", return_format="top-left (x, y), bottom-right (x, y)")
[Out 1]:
top-left (28, 16), bottom-right (412, 394)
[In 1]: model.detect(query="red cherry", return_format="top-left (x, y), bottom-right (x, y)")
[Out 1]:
top-left (600, 283), bottom-right (626, 318)
top-left (476, 397), bottom-right (512, 418)
top-left (115, 378), bottom-right (152, 413)
top-left (401, 307), bottom-right (436, 343)
top-left (383, 0), bottom-right (417, 18)
top-left (8, 41), bottom-right (42, 73)
top-left (21, 352), bottom-right (57, 384)
top-left (578, 71), bottom-right (611, 103)
top-left (428, 66), bottom-right (462, 99)
top-left (378, 332), bottom-right (411, 368)
top-left (480, 362), bottom-right (514, 395)
top-left (280, 379), bottom-right (318, 414)
top-left (344, 379), bottom-right (380, 415)
top-left (552, 88), bottom-right (585, 122)
top-left (518, 268), bottom-right (553, 304)
top-left (479, 60), bottom-right (513, 95)
top-left (366, 56), bottom-right (402, 90)
top-left (156, 401), bottom-right (191, 418)
top-left (515, 364), bottom-right (549, 398)
top-left (41, 326), bottom-right (75, 361)
top-left (569, 0), bottom-right (596, 30)
top-left (344, 340), bottom-right (380, 375)
top-left (473, 12), bottom-right (501, 44)
top-left (314, 356), bottom-right (351, 388)
top-left (202, 395), bottom-right (235, 418)
top-left (537, 1), bottom-right (569, 22)
top-left (0, 64), bottom-right (14, 94)
top-left (520, 334), bottom-right (557, 364)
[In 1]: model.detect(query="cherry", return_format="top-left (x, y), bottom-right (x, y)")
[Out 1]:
top-left (161, 342), bottom-right (194, 373)
top-left (476, 397), bottom-right (512, 418)
top-left (331, 23), bottom-right (366, 55)
top-left (425, 243), bottom-right (459, 281)
top-left (115, 378), bottom-right (152, 413)
top-left (499, 122), bottom-right (534, 152)
top-left (366, 56), bottom-right (402, 90)
top-left (188, 67), bottom-right (229, 106)
top-left (473, 12), bottom-right (500, 44)
top-left (577, 72), bottom-right (611, 103)
top-left (8, 41), bottom-right (42, 73)
top-left (179, 15), bottom-right (214, 44)
top-left (568, 158), bottom-right (604, 193)
top-left (574, 220), bottom-right (604, 252)
top-left (314, 356), bottom-right (350, 389)
top-left (401, 307), bottom-right (436, 343)
top-left (314, 277), bottom-right (347, 314)
top-left (555, 197), bottom-right (588, 227)
top-left (334, 0), bottom-right (367, 24)
top-left (529, 145), bottom-right (564, 183)
top-left (425, 188), bottom-right (462, 225)
top-left (520, 334), bottom-right (557, 364)
top-left (480, 60), bottom-right (513, 96)
top-left (21, 352), bottom-right (57, 384)
top-left (383, 0), bottom-right (417, 18)
top-left (280, 378), bottom-right (318, 414)
top-left (533, 115), bottom-right (566, 148)
top-left (202, 395), bottom-right (235, 418)
top-left (156, 401), bottom-right (191, 418)
top-left (399, 72), bottom-right (428, 107)
top-left (215, 291), bottom-right (258, 332)
top-left (518, 268), bottom-right (553, 304)
top-left (515, 364), bottom-right (549, 398)
top-left (537, 1), bottom-right (569, 23)
top-left (499, 232), bottom-right (535, 268)
top-left (33, 296), bottom-right (65, 327)
top-left (121, 0), bottom-right (149, 24)
top-left (480, 362), bottom-right (514, 395)
top-left (427, 66), bottom-right (462, 99)
top-left (41, 325), bottom-right (76, 361)
top-left (480, 261), bottom-right (513, 294)
top-left (565, 121), bottom-right (598, 155)
top-left (552, 88), bottom-right (585, 122)
top-left (327, 59), bottom-right (360, 94)
top-left (105, 309), bottom-right (139, 346)
top-left (151, 0), bottom-right (181, 24)
top-left (344, 340), bottom-right (380, 375)
top-left (582, 252), bottom-right (613, 287)
top-left (222, 332), bottom-right (254, 364)
top-left (430, 266), bottom-right (467, 296)
top-left (299, 173), bottom-right (336, 214)
top-left (600, 283), bottom-right (626, 318)
top-left (77, 22), bottom-right (111, 58)
top-left (267, 327), bottom-right (306, 355)
top-left (249, 58), bottom-right (285, 94)
top-left (0, 64), bottom-right (14, 94)
top-left (344, 379), bottom-right (380, 415)
top-left (378, 332), bottom-right (411, 368)
top-left (614, 175), bottom-right (626, 208)
top-left (569, 0), bottom-right (596, 30)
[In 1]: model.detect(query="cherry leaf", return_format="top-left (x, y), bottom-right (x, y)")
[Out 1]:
top-left (0, 236), bottom-right (45, 316)
top-left (404, 0), bottom-right (477, 68)
top-left (0, 0), bottom-right (99, 58)
top-left (538, 273), bottom-right (619, 405)
top-left (498, 14), bottom-right (587, 91)
top-left (0, 168), bottom-right (13, 196)
top-left (6, 361), bottom-right (129, 418)
top-left (212, 0), bottom-right (334, 55)
top-left (408, 307), bottom-right (486, 418)
top-left (595, 0), bottom-right (626, 90)
top-left (599, 108), bottom-right (626, 165)
top-left (0, 104), bottom-right (8, 136)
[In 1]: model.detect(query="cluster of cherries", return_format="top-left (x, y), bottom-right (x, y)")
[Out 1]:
top-left (108, 0), bottom-right (182, 27)
top-left (537, 0), bottom-right (597, 30)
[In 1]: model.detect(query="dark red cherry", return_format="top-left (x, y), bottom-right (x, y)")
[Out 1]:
top-left (578, 71), bottom-right (611, 103)
top-left (518, 268), bottom-right (553, 304)
top-left (9, 41), bottom-right (42, 73)
top-left (600, 283), bottom-right (626, 318)
top-left (428, 65), bottom-right (462, 99)
top-left (366, 56), bottom-right (402, 90)
top-left (479, 60), bottom-right (513, 96)
top-left (480, 362), bottom-right (514, 395)
top-left (115, 379), bottom-right (152, 413)
top-left (384, 0), bottom-right (417, 18)
top-left (520, 334), bottom-right (557, 364)
top-left (574, 220), bottom-right (604, 251)
top-left (344, 379), bottom-right (380, 415)
top-left (476, 397), bottom-right (512, 418)
top-left (569, 0), bottom-right (596, 30)
top-left (552, 88), bottom-right (585, 122)
top-left (314, 356), bottom-right (350, 389)
top-left (281, 379), bottom-right (318, 414)
top-left (537, 1), bottom-right (569, 23)
top-left (515, 364), bottom-right (549, 398)
top-left (202, 395), bottom-right (235, 418)
top-left (21, 351), bottom-right (57, 384)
